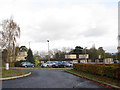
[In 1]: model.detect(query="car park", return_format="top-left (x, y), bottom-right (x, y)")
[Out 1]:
top-left (20, 62), bottom-right (34, 67)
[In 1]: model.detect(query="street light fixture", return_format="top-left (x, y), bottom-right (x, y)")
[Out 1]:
top-left (47, 40), bottom-right (50, 62)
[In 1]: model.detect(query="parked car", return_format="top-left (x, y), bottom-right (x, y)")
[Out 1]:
top-left (62, 62), bottom-right (70, 67)
top-left (52, 62), bottom-right (59, 68)
top-left (73, 62), bottom-right (78, 64)
top-left (20, 62), bottom-right (34, 67)
top-left (50, 62), bottom-right (56, 65)
top-left (41, 62), bottom-right (53, 67)
top-left (52, 62), bottom-right (65, 68)
top-left (68, 62), bottom-right (73, 67)
top-left (114, 60), bottom-right (120, 63)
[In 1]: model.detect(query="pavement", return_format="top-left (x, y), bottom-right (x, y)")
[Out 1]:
top-left (2, 69), bottom-right (106, 88)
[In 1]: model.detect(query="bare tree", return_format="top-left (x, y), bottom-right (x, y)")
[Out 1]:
top-left (0, 17), bottom-right (20, 67)
top-left (62, 47), bottom-right (72, 53)
top-left (39, 51), bottom-right (47, 59)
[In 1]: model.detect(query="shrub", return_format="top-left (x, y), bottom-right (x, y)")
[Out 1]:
top-left (115, 68), bottom-right (120, 80)
top-left (104, 66), bottom-right (116, 78)
top-left (9, 62), bottom-right (15, 67)
top-left (73, 63), bottom-right (120, 80)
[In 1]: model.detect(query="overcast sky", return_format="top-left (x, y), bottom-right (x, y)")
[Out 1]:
top-left (0, 0), bottom-right (119, 53)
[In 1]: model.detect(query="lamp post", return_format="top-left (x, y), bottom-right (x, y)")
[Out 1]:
top-left (104, 50), bottom-right (106, 59)
top-left (104, 50), bottom-right (106, 63)
top-left (85, 47), bottom-right (87, 62)
top-left (47, 40), bottom-right (50, 62)
top-left (29, 41), bottom-right (31, 49)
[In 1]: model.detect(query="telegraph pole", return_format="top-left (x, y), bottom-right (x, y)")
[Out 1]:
top-left (85, 47), bottom-right (87, 61)
top-left (29, 41), bottom-right (30, 49)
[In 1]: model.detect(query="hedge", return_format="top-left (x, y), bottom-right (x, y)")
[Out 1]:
top-left (73, 63), bottom-right (120, 80)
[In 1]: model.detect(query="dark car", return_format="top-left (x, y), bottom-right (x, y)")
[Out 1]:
top-left (20, 62), bottom-right (34, 67)
top-left (62, 62), bottom-right (73, 67)
top-left (52, 62), bottom-right (66, 68)
top-left (114, 60), bottom-right (120, 63)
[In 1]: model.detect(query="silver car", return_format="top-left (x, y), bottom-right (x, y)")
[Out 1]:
top-left (21, 62), bottom-right (34, 67)
top-left (41, 62), bottom-right (53, 67)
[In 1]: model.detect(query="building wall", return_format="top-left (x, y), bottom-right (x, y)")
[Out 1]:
top-left (65, 54), bottom-right (76, 59)
top-left (80, 60), bottom-right (87, 63)
top-left (104, 58), bottom-right (113, 64)
top-left (16, 57), bottom-right (26, 61)
top-left (40, 61), bottom-right (45, 64)
top-left (16, 51), bottom-right (27, 61)
top-left (19, 52), bottom-right (27, 56)
top-left (73, 60), bottom-right (78, 63)
top-left (79, 54), bottom-right (89, 59)
top-left (65, 54), bottom-right (89, 59)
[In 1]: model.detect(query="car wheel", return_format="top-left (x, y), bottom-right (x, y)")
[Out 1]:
top-left (25, 65), bottom-right (27, 68)
top-left (32, 65), bottom-right (34, 67)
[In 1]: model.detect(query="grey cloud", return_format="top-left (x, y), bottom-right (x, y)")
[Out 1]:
top-left (24, 17), bottom-right (82, 42)
top-left (23, 20), bottom-right (108, 43)
top-left (82, 27), bottom-right (107, 37)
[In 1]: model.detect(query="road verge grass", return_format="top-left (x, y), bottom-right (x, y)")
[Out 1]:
top-left (66, 69), bottom-right (120, 87)
top-left (2, 68), bottom-right (29, 78)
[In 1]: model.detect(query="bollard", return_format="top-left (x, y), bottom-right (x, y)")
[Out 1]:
top-left (5, 63), bottom-right (9, 70)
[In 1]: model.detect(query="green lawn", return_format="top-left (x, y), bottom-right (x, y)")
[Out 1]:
top-left (1, 68), bottom-right (29, 78)
top-left (66, 69), bottom-right (120, 87)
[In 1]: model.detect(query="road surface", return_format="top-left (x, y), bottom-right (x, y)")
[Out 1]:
top-left (2, 69), bottom-right (105, 88)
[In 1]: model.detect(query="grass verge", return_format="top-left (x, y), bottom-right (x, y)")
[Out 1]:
top-left (1, 68), bottom-right (29, 78)
top-left (66, 69), bottom-right (120, 87)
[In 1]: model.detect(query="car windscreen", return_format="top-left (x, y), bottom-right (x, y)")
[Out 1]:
top-left (45, 62), bottom-right (49, 64)
top-left (21, 62), bottom-right (26, 64)
top-left (27, 62), bottom-right (31, 64)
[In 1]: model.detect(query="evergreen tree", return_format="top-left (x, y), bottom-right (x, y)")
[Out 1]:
top-left (26, 49), bottom-right (35, 64)
top-left (70, 46), bottom-right (83, 59)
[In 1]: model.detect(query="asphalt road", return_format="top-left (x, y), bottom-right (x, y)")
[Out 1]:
top-left (2, 69), bottom-right (106, 88)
